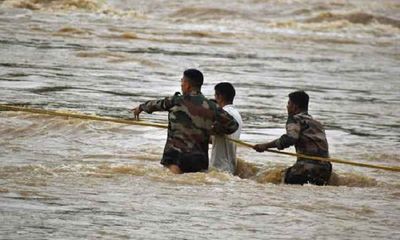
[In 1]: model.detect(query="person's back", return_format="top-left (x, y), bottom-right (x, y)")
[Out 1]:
top-left (132, 69), bottom-right (239, 174)
top-left (161, 91), bottom-right (235, 173)
top-left (289, 112), bottom-right (329, 159)
top-left (210, 82), bottom-right (243, 174)
top-left (253, 91), bottom-right (332, 185)
top-left (282, 111), bottom-right (331, 185)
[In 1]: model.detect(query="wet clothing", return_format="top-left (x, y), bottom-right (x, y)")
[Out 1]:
top-left (210, 105), bottom-right (243, 174)
top-left (284, 160), bottom-right (332, 186)
top-left (273, 112), bottom-right (332, 185)
top-left (139, 91), bottom-right (239, 173)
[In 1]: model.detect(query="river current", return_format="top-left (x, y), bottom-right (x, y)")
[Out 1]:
top-left (0, 0), bottom-right (399, 239)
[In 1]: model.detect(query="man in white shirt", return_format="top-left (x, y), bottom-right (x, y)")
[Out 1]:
top-left (210, 82), bottom-right (243, 174)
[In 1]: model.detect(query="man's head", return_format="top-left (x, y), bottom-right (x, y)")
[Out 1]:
top-left (287, 91), bottom-right (309, 115)
top-left (181, 69), bottom-right (203, 94)
top-left (214, 82), bottom-right (236, 107)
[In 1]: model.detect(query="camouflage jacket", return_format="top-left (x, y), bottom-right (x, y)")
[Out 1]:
top-left (139, 91), bottom-right (239, 167)
top-left (274, 112), bottom-right (330, 165)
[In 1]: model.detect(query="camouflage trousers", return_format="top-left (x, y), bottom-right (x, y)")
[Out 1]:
top-left (161, 148), bottom-right (208, 173)
top-left (284, 160), bottom-right (332, 186)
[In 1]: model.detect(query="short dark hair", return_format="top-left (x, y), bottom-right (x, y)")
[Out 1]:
top-left (215, 82), bottom-right (236, 103)
top-left (183, 69), bottom-right (203, 89)
top-left (289, 91), bottom-right (309, 111)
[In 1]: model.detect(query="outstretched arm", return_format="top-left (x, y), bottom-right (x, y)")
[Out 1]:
top-left (253, 116), bottom-right (300, 152)
top-left (131, 93), bottom-right (180, 120)
top-left (253, 141), bottom-right (277, 152)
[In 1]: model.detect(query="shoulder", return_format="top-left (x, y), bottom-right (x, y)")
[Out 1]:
top-left (293, 112), bottom-right (325, 130)
top-left (204, 97), bottom-right (218, 110)
top-left (287, 113), bottom-right (308, 126)
top-left (287, 114), bottom-right (298, 125)
top-left (182, 93), bottom-right (218, 112)
top-left (292, 112), bottom-right (312, 122)
top-left (222, 105), bottom-right (234, 112)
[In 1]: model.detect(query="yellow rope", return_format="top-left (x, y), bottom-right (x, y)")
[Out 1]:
top-left (0, 104), bottom-right (168, 128)
top-left (228, 138), bottom-right (400, 172)
top-left (1, 103), bottom-right (399, 172)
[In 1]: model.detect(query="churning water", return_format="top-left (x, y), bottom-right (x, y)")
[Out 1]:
top-left (0, 0), bottom-right (399, 239)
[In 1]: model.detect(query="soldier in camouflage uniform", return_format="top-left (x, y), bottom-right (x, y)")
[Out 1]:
top-left (132, 69), bottom-right (239, 174)
top-left (253, 91), bottom-right (332, 185)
